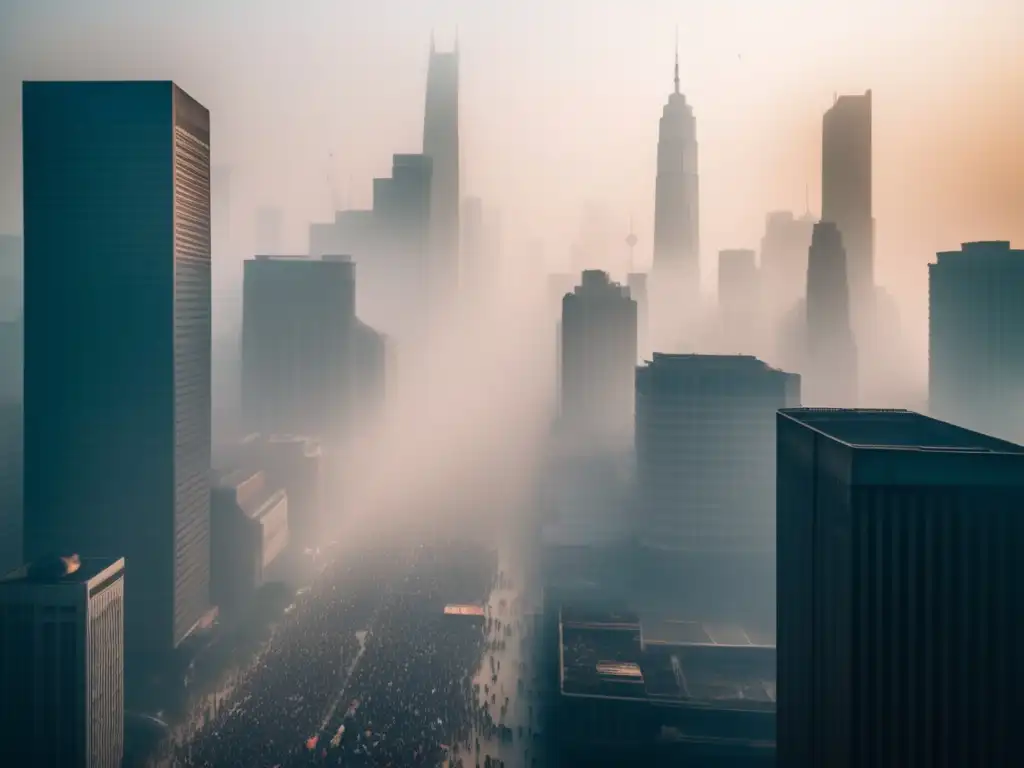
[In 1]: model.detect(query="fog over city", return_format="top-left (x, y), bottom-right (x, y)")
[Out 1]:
top-left (2, 1), bottom-right (1024, 766)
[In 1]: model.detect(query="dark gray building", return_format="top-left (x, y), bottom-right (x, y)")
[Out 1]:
top-left (22, 82), bottom-right (211, 666)
top-left (241, 256), bottom-right (358, 439)
top-left (929, 240), bottom-right (1024, 443)
top-left (561, 270), bottom-right (637, 443)
top-left (0, 555), bottom-right (125, 768)
top-left (636, 355), bottom-right (799, 617)
top-left (805, 221), bottom-right (858, 406)
top-left (776, 408), bottom-right (1024, 768)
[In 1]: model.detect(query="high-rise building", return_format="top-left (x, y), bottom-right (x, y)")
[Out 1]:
top-left (22, 82), bottom-right (211, 666)
top-left (929, 240), bottom-right (1024, 442)
top-left (626, 272), bottom-right (649, 362)
top-left (717, 248), bottom-right (760, 354)
top-left (776, 408), bottom-right (1024, 768)
top-left (822, 90), bottom-right (873, 321)
top-left (759, 211), bottom-right (814, 320)
top-left (560, 270), bottom-right (637, 442)
top-left (241, 256), bottom-right (358, 438)
top-left (423, 36), bottom-right (460, 303)
top-left (0, 555), bottom-right (125, 768)
top-left (805, 221), bottom-right (857, 406)
top-left (372, 154), bottom-right (433, 337)
top-left (652, 45), bottom-right (700, 307)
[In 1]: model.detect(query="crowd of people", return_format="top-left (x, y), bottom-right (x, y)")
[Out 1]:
top-left (175, 540), bottom-right (501, 768)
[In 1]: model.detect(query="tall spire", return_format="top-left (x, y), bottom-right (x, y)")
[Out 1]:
top-left (673, 26), bottom-right (680, 95)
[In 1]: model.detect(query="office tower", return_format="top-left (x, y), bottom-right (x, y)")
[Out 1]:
top-left (929, 241), bottom-right (1024, 442)
top-left (560, 270), bottom-right (637, 442)
top-left (241, 256), bottom-right (358, 438)
top-left (626, 272), bottom-right (649, 362)
top-left (255, 206), bottom-right (284, 255)
top-left (0, 555), bottom-right (125, 768)
top-left (22, 82), bottom-right (211, 667)
top-left (717, 248), bottom-right (760, 354)
top-left (776, 408), bottom-right (1024, 768)
top-left (423, 36), bottom-right (460, 302)
top-left (822, 90), bottom-right (873, 321)
top-left (461, 196), bottom-right (485, 292)
top-left (805, 221), bottom-right (857, 406)
top-left (759, 210), bottom-right (815, 319)
top-left (371, 154), bottom-right (433, 337)
top-left (652, 44), bottom-right (700, 307)
top-left (210, 469), bottom-right (288, 616)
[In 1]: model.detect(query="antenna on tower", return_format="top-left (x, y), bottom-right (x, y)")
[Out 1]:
top-left (804, 183), bottom-right (811, 218)
top-left (674, 26), bottom-right (680, 94)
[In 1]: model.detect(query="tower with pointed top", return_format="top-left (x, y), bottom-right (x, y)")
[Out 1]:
top-left (422, 34), bottom-right (461, 314)
top-left (652, 35), bottom-right (700, 329)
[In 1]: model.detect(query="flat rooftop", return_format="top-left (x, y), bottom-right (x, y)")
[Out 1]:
top-left (0, 555), bottom-right (123, 586)
top-left (559, 611), bottom-right (775, 710)
top-left (781, 408), bottom-right (1024, 454)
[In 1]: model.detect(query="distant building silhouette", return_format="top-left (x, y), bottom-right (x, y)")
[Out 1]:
top-left (759, 210), bottom-right (814, 321)
top-left (626, 272), bottom-right (649, 362)
top-left (255, 206), bottom-right (284, 255)
top-left (652, 44), bottom-right (700, 312)
top-left (242, 256), bottom-right (380, 440)
top-left (777, 408), bottom-right (1024, 768)
top-left (210, 469), bottom-right (288, 616)
top-left (822, 90), bottom-right (873, 321)
top-left (805, 221), bottom-right (858, 406)
top-left (717, 249), bottom-right (760, 354)
top-left (635, 354), bottom-right (800, 556)
top-left (423, 36), bottom-right (461, 304)
top-left (0, 556), bottom-right (124, 767)
top-left (560, 271), bottom-right (637, 443)
top-left (22, 81), bottom-right (212, 670)
top-left (929, 241), bottom-right (1024, 442)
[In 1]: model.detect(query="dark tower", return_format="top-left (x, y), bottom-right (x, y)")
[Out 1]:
top-left (805, 222), bottom-right (857, 405)
top-left (652, 34), bottom-right (700, 306)
top-left (422, 33), bottom-right (461, 310)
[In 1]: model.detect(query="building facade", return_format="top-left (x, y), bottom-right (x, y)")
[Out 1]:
top-left (560, 270), bottom-right (638, 443)
top-left (821, 91), bottom-right (873, 321)
top-left (0, 556), bottom-right (125, 768)
top-left (929, 240), bottom-right (1024, 443)
top-left (636, 354), bottom-right (799, 556)
top-left (776, 408), bottom-right (1024, 768)
top-left (22, 81), bottom-right (211, 663)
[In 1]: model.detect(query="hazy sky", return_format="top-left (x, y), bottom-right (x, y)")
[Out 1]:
top-left (1, 0), bottom-right (1022, 353)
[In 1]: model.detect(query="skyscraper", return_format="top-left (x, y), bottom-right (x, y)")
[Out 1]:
top-left (626, 272), bottom-right (649, 362)
top-left (652, 43), bottom-right (700, 306)
top-left (929, 240), bottom-right (1024, 442)
top-left (560, 270), bottom-right (637, 442)
top-left (759, 210), bottom-right (815, 320)
top-left (776, 408), bottom-right (1024, 768)
top-left (241, 256), bottom-right (359, 439)
top-left (0, 555), bottom-right (125, 768)
top-left (423, 35), bottom-right (461, 304)
top-left (805, 221), bottom-right (857, 406)
top-left (22, 81), bottom-right (212, 666)
top-left (821, 90), bottom-right (873, 321)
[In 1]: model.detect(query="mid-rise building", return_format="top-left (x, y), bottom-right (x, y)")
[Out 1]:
top-left (929, 240), bottom-right (1024, 442)
top-left (561, 270), bottom-right (637, 442)
top-left (0, 555), bottom-right (125, 768)
top-left (776, 408), bottom-right (1024, 768)
top-left (635, 354), bottom-right (799, 560)
top-left (22, 81), bottom-right (211, 666)
top-left (210, 470), bottom-right (288, 615)
top-left (805, 221), bottom-right (858, 406)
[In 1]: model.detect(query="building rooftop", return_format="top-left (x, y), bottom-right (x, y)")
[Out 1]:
top-left (780, 408), bottom-right (1024, 454)
top-left (642, 620), bottom-right (776, 649)
top-left (0, 555), bottom-right (123, 588)
top-left (641, 353), bottom-right (787, 374)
